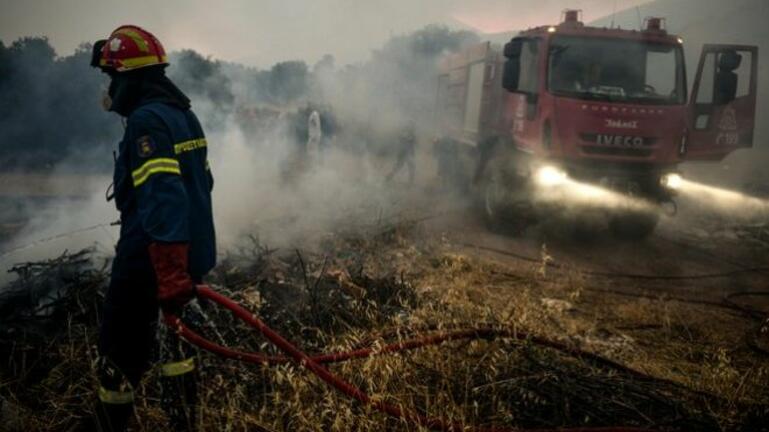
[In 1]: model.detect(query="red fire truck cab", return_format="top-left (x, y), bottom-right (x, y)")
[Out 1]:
top-left (435, 10), bottom-right (759, 237)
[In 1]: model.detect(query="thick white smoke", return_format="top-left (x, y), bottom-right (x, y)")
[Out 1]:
top-left (0, 26), bottom-right (479, 287)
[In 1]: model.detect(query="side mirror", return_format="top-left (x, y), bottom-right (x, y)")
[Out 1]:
top-left (504, 40), bottom-right (522, 58)
top-left (502, 59), bottom-right (520, 92)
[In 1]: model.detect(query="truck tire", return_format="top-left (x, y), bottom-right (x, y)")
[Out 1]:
top-left (482, 173), bottom-right (509, 232)
top-left (570, 211), bottom-right (605, 241)
top-left (609, 211), bottom-right (659, 240)
top-left (480, 172), bottom-right (534, 235)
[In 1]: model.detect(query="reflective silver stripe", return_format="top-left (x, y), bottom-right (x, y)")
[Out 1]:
top-left (131, 158), bottom-right (181, 187)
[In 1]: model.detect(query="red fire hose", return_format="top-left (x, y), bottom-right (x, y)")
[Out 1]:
top-left (163, 285), bottom-right (660, 432)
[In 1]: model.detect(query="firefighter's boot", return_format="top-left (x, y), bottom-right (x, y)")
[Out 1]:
top-left (94, 359), bottom-right (135, 432)
top-left (160, 357), bottom-right (199, 431)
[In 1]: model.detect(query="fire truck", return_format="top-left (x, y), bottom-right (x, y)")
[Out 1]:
top-left (435, 10), bottom-right (758, 237)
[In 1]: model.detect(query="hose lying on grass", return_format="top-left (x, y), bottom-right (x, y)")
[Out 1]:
top-left (164, 285), bottom-right (667, 432)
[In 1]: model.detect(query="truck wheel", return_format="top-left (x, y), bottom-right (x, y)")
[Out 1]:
top-left (482, 174), bottom-right (508, 232)
top-left (571, 212), bottom-right (605, 241)
top-left (481, 174), bottom-right (533, 235)
top-left (609, 211), bottom-right (659, 240)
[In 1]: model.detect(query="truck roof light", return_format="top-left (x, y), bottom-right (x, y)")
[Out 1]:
top-left (644, 17), bottom-right (667, 33)
top-left (561, 9), bottom-right (582, 25)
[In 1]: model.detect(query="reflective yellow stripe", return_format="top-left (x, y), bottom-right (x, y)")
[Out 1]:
top-left (115, 54), bottom-right (169, 70)
top-left (160, 358), bottom-right (196, 377)
top-left (114, 29), bottom-right (151, 52)
top-left (174, 138), bottom-right (207, 155)
top-left (131, 158), bottom-right (181, 187)
top-left (98, 386), bottom-right (134, 404)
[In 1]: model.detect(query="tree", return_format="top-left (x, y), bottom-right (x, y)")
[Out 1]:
top-left (0, 40), bottom-right (9, 82)
top-left (268, 61), bottom-right (308, 103)
top-left (170, 50), bottom-right (235, 107)
top-left (9, 36), bottom-right (57, 63)
top-left (312, 54), bottom-right (335, 75)
top-left (0, 37), bottom-right (116, 171)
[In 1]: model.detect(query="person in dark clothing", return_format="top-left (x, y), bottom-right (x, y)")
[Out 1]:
top-left (714, 50), bottom-right (742, 105)
top-left (90, 25), bottom-right (216, 432)
top-left (385, 122), bottom-right (417, 185)
top-left (432, 137), bottom-right (464, 191)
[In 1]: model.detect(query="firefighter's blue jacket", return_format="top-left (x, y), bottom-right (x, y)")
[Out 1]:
top-left (113, 101), bottom-right (216, 278)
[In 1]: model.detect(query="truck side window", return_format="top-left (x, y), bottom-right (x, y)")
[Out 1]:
top-left (694, 49), bottom-right (753, 130)
top-left (714, 50), bottom-right (741, 105)
top-left (696, 53), bottom-right (716, 105)
top-left (518, 40), bottom-right (540, 95)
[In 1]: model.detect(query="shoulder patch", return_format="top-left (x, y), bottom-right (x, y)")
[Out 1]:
top-left (136, 135), bottom-right (156, 158)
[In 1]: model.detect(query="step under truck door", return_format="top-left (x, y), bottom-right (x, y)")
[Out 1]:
top-left (685, 44), bottom-right (758, 161)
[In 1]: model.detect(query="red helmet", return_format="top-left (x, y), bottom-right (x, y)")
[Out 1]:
top-left (98, 25), bottom-right (168, 73)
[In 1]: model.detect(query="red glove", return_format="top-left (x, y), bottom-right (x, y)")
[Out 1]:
top-left (148, 242), bottom-right (196, 312)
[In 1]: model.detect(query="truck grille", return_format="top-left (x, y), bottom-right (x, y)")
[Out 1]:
top-left (579, 133), bottom-right (657, 158)
top-left (581, 146), bottom-right (653, 157)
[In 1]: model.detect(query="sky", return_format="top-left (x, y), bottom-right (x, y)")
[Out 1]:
top-left (0, 0), bottom-right (649, 67)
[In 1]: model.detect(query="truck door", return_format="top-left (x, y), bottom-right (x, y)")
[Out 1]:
top-left (685, 44), bottom-right (758, 160)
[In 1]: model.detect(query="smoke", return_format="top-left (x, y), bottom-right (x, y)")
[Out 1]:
top-left (198, 25), bottom-right (479, 249)
top-left (0, 39), bottom-right (118, 171)
top-left (674, 178), bottom-right (769, 221)
top-left (0, 25), bottom-right (479, 285)
top-left (532, 176), bottom-right (654, 212)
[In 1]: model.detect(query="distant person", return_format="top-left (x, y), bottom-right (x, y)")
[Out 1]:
top-left (432, 137), bottom-right (463, 191)
top-left (90, 25), bottom-right (215, 432)
top-left (307, 108), bottom-right (322, 163)
top-left (715, 50), bottom-right (742, 105)
top-left (385, 122), bottom-right (417, 185)
top-left (319, 105), bottom-right (339, 153)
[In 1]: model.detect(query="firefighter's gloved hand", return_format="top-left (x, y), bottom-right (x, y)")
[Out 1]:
top-left (148, 242), bottom-right (196, 313)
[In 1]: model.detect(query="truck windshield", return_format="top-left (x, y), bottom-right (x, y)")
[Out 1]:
top-left (548, 35), bottom-right (686, 105)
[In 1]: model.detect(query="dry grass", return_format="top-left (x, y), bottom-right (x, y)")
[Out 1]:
top-left (1, 226), bottom-right (768, 432)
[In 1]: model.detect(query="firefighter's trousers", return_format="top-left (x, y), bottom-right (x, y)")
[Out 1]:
top-left (95, 238), bottom-right (200, 432)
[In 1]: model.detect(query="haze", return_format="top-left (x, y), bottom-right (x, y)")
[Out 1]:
top-left (0, 0), bottom-right (648, 66)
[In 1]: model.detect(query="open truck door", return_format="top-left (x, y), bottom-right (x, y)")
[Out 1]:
top-left (685, 44), bottom-right (758, 161)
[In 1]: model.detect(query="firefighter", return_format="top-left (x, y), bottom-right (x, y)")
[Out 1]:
top-left (714, 50), bottom-right (742, 105)
top-left (89, 25), bottom-right (216, 431)
top-left (307, 107), bottom-right (323, 164)
top-left (385, 121), bottom-right (417, 185)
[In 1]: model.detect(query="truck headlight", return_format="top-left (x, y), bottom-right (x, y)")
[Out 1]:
top-left (661, 173), bottom-right (683, 190)
top-left (535, 166), bottom-right (568, 187)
